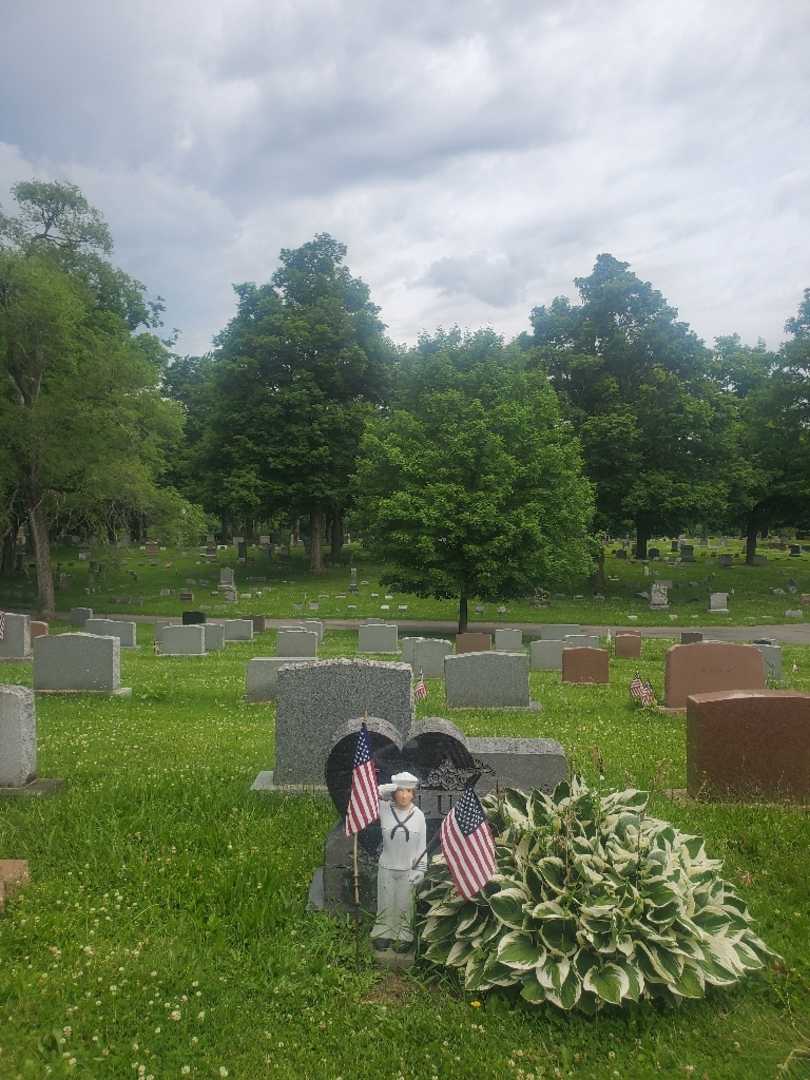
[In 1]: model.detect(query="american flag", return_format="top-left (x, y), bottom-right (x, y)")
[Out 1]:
top-left (414, 670), bottom-right (428, 702)
top-left (0, 610), bottom-right (5, 641)
top-left (440, 785), bottom-right (496, 900)
top-left (344, 722), bottom-right (380, 837)
top-left (630, 672), bottom-right (656, 707)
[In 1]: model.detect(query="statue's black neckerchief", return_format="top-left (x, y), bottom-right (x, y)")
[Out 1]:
top-left (389, 805), bottom-right (415, 842)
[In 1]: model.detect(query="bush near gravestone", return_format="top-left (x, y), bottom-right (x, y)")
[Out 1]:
top-left (417, 779), bottom-right (775, 1013)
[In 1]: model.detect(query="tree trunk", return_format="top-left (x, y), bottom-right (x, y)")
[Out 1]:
top-left (310, 507), bottom-right (324, 574)
top-left (0, 529), bottom-right (16, 578)
top-left (635, 525), bottom-right (649, 560)
top-left (29, 498), bottom-right (55, 617)
top-left (331, 509), bottom-right (344, 562)
top-left (458, 593), bottom-right (468, 634)
top-left (745, 517), bottom-right (758, 565)
top-left (592, 546), bottom-right (607, 593)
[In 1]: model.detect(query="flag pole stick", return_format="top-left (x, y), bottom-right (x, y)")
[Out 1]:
top-left (352, 833), bottom-right (360, 907)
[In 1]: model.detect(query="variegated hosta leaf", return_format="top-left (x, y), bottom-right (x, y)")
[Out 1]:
top-left (417, 781), bottom-right (777, 1015)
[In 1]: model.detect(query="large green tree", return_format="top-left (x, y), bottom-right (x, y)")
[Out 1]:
top-left (527, 255), bottom-right (734, 557)
top-left (195, 234), bottom-right (392, 570)
top-left (0, 181), bottom-right (184, 614)
top-left (354, 329), bottom-right (594, 631)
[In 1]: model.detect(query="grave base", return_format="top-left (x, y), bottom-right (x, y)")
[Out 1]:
top-left (372, 947), bottom-right (415, 971)
top-left (0, 777), bottom-right (65, 798)
top-left (35, 687), bottom-right (132, 698)
top-left (158, 653), bottom-right (208, 658)
top-left (664, 787), bottom-right (810, 809)
top-left (447, 700), bottom-right (541, 712)
top-left (0, 656), bottom-right (33, 663)
top-left (251, 770), bottom-right (328, 795)
top-left (658, 705), bottom-right (686, 715)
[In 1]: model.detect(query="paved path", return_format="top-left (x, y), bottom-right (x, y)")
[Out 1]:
top-left (56, 612), bottom-right (810, 645)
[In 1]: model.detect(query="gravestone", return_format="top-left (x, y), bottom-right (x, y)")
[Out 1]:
top-left (272, 660), bottom-right (414, 785)
top-left (304, 619), bottom-right (325, 642)
top-left (649, 583), bottom-right (669, 610)
top-left (648, 547), bottom-right (660, 560)
top-left (0, 613), bottom-right (31, 660)
top-left (562, 647), bottom-right (610, 684)
top-left (251, 615), bottom-right (268, 634)
top-left (219, 567), bottom-right (235, 588)
top-left (158, 625), bottom-right (206, 656)
top-left (663, 642), bottom-right (765, 709)
top-left (709, 592), bottom-right (729, 614)
top-left (84, 618), bottom-right (137, 648)
top-left (563, 633), bottom-right (601, 650)
top-left (681, 631), bottom-right (704, 645)
top-left (539, 624), bottom-right (581, 640)
top-left (277, 628), bottom-right (318, 657)
top-left (182, 611), bottom-right (206, 625)
top-left (614, 633), bottom-right (641, 659)
top-left (203, 624), bottom-right (226, 652)
top-left (529, 639), bottom-right (564, 671)
top-left (412, 638), bottom-right (453, 678)
top-left (223, 619), bottom-right (253, 642)
top-left (687, 690), bottom-right (810, 800)
top-left (400, 637), bottom-right (426, 665)
top-left (615, 549), bottom-right (627, 559)
top-left (246, 657), bottom-right (316, 701)
top-left (179, 590), bottom-right (194, 603)
top-left (671, 541), bottom-right (680, 552)
top-left (789, 544), bottom-right (801, 557)
top-left (718, 554), bottom-right (733, 568)
top-left (358, 624), bottom-right (398, 653)
top-left (752, 639), bottom-right (782, 681)
top-left (455, 632), bottom-right (492, 653)
top-left (444, 652), bottom-right (536, 709)
top-left (0, 685), bottom-right (35, 786)
top-left (29, 621), bottom-right (48, 639)
top-left (33, 634), bottom-right (131, 696)
top-left (494, 628), bottom-right (523, 651)
top-left (237, 541), bottom-right (248, 561)
top-left (680, 544), bottom-right (695, 562)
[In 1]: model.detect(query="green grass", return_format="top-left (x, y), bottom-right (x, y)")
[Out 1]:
top-left (1, 629), bottom-right (809, 1078)
top-left (4, 537), bottom-right (810, 626)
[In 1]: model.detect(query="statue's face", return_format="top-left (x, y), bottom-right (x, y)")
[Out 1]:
top-left (393, 787), bottom-right (414, 808)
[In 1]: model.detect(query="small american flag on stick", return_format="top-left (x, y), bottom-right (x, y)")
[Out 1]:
top-left (440, 784), bottom-right (496, 900)
top-left (0, 610), bottom-right (5, 641)
top-left (414, 669), bottom-right (428, 702)
top-left (630, 671), bottom-right (657, 708)
top-left (344, 722), bottom-right (380, 837)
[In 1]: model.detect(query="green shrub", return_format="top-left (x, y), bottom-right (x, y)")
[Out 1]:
top-left (417, 779), bottom-right (776, 1013)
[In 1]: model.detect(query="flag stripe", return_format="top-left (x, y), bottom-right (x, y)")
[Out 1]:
top-left (344, 724), bottom-right (381, 837)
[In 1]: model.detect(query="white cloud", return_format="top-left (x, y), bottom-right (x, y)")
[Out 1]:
top-left (1, 0), bottom-right (808, 354)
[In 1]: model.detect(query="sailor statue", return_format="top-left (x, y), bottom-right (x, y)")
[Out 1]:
top-left (370, 771), bottom-right (427, 953)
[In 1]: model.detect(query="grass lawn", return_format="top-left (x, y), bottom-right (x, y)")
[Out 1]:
top-left (1, 629), bottom-right (809, 1078)
top-left (3, 538), bottom-right (810, 627)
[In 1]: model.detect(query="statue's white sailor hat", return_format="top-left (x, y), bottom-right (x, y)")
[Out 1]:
top-left (390, 771), bottom-right (419, 789)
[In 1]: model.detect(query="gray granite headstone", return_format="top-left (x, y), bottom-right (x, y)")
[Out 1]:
top-left (0, 613), bottom-right (31, 660)
top-left (203, 624), bottom-right (226, 651)
top-left (400, 637), bottom-right (426, 666)
top-left (529, 639), bottom-right (564, 671)
top-left (412, 638), bottom-right (453, 677)
top-left (494, 628), bottom-right (523, 651)
top-left (219, 567), bottom-right (235, 587)
top-left (563, 633), bottom-right (601, 650)
top-left (223, 619), bottom-right (253, 642)
top-left (444, 652), bottom-right (535, 708)
top-left (277, 629), bottom-right (318, 657)
top-left (274, 659), bottom-right (414, 785)
top-left (84, 618), bottom-right (137, 648)
top-left (246, 657), bottom-right (316, 701)
top-left (33, 633), bottom-right (129, 695)
top-left (358, 623), bottom-right (399, 653)
top-left (304, 619), bottom-right (325, 642)
top-left (539, 624), bottom-right (581, 640)
top-left (69, 607), bottom-right (93, 627)
top-left (709, 592), bottom-right (729, 613)
top-left (753, 641), bottom-right (782, 681)
top-left (158, 625), bottom-right (206, 655)
top-left (0, 684), bottom-right (36, 786)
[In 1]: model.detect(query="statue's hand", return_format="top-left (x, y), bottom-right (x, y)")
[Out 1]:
top-left (409, 869), bottom-right (425, 886)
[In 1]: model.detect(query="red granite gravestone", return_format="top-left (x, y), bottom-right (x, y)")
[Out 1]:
top-left (455, 633), bottom-right (492, 654)
top-left (687, 689), bottom-right (810, 800)
top-left (614, 633), bottom-right (641, 659)
top-left (562, 647), bottom-right (609, 684)
top-left (664, 642), bottom-right (765, 709)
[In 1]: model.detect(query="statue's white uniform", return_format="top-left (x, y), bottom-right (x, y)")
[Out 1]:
top-left (371, 794), bottom-right (427, 945)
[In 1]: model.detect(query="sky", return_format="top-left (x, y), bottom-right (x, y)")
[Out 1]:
top-left (1, 0), bottom-right (808, 356)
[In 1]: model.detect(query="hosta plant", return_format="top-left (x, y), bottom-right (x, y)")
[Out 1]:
top-left (416, 779), bottom-right (776, 1013)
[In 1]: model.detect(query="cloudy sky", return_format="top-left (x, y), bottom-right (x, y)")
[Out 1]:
top-left (1, 0), bottom-right (808, 354)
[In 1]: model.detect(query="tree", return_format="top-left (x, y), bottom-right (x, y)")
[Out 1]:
top-left (0, 181), bottom-right (183, 614)
top-left (527, 255), bottom-right (733, 557)
top-left (712, 319), bottom-right (810, 562)
top-left (354, 330), bottom-right (594, 631)
top-left (197, 235), bottom-right (392, 570)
